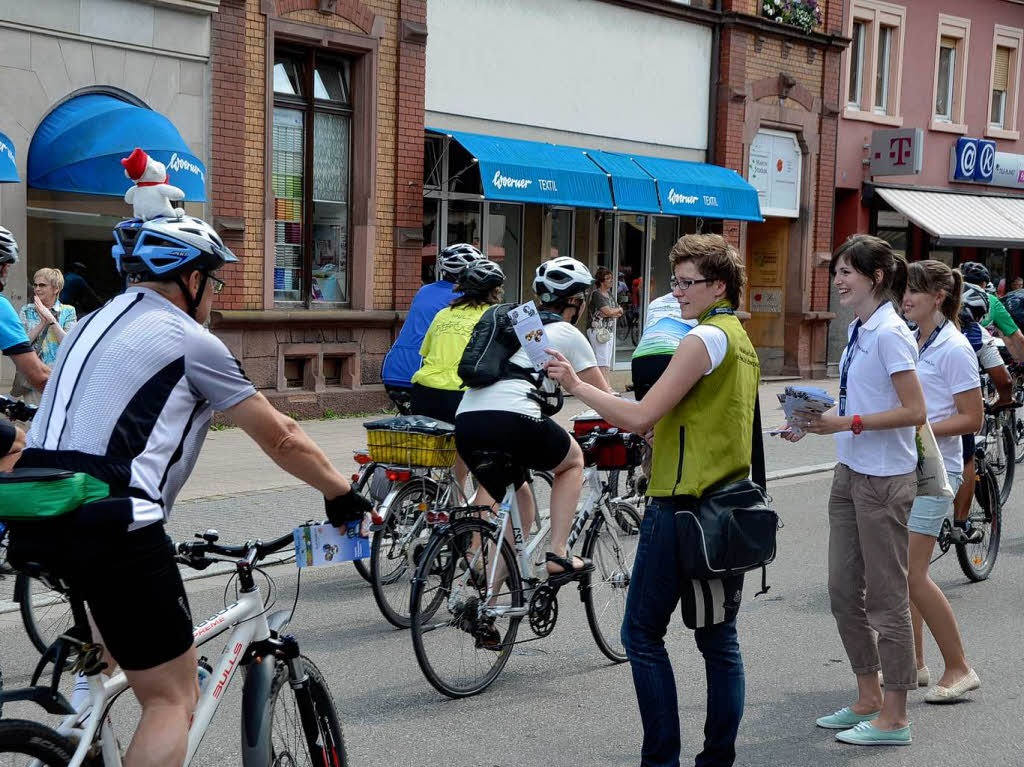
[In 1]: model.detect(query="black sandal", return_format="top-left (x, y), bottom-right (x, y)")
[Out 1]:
top-left (545, 552), bottom-right (594, 587)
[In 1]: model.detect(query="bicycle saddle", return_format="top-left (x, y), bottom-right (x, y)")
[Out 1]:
top-left (470, 450), bottom-right (516, 473)
top-left (0, 468), bottom-right (76, 483)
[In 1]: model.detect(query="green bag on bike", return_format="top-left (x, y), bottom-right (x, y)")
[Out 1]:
top-left (0, 468), bottom-right (110, 521)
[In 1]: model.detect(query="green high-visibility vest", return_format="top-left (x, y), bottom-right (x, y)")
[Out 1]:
top-left (648, 301), bottom-right (760, 498)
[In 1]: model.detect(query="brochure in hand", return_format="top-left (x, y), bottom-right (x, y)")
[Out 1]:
top-left (508, 301), bottom-right (553, 371)
top-left (775, 386), bottom-right (836, 436)
top-left (293, 521), bottom-right (370, 568)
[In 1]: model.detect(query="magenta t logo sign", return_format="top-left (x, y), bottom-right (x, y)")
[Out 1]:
top-left (889, 136), bottom-right (912, 166)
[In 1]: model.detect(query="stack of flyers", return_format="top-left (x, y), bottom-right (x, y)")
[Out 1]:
top-left (775, 386), bottom-right (836, 436)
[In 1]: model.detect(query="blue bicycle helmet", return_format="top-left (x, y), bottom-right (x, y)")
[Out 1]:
top-left (112, 216), bottom-right (237, 279)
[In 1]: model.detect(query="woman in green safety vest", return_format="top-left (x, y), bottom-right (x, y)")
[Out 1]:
top-left (546, 234), bottom-right (758, 767)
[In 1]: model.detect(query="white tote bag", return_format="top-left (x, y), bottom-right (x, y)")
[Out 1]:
top-left (915, 421), bottom-right (953, 498)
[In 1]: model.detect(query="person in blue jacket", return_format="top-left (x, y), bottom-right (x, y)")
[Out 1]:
top-left (381, 243), bottom-right (484, 408)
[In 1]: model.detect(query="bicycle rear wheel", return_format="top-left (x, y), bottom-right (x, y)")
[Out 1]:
top-left (370, 478), bottom-right (439, 628)
top-left (264, 656), bottom-right (346, 767)
top-left (582, 501), bottom-right (642, 663)
top-left (998, 421), bottom-right (1015, 505)
top-left (0, 719), bottom-right (77, 765)
top-left (15, 572), bottom-right (73, 655)
top-left (956, 464), bottom-right (1001, 582)
top-left (410, 518), bottom-right (523, 698)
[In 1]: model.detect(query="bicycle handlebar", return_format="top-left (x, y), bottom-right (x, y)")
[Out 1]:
top-left (176, 529), bottom-right (297, 570)
top-left (985, 401), bottom-right (1023, 415)
top-left (576, 425), bottom-right (643, 452)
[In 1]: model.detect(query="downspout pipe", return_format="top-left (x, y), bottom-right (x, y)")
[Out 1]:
top-left (706, 0), bottom-right (722, 166)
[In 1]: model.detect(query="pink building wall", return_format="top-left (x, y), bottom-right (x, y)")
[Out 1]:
top-left (837, 0), bottom-right (1024, 193)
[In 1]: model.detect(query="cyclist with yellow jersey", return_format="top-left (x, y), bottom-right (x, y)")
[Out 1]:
top-left (411, 260), bottom-right (506, 488)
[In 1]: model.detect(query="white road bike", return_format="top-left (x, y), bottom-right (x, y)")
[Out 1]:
top-left (0, 527), bottom-right (345, 766)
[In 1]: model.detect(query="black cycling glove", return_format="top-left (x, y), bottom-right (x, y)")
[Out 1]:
top-left (324, 490), bottom-right (372, 527)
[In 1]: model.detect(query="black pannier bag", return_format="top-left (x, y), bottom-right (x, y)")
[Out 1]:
top-left (674, 395), bottom-right (780, 596)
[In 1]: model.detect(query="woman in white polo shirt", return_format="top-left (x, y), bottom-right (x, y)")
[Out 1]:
top-left (901, 260), bottom-right (982, 703)
top-left (783, 235), bottom-right (927, 747)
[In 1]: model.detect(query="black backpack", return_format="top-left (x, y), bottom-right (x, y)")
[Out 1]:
top-left (458, 303), bottom-right (563, 389)
top-left (1002, 290), bottom-right (1024, 330)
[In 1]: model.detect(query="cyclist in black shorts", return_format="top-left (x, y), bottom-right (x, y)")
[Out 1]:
top-left (7, 215), bottom-right (371, 767)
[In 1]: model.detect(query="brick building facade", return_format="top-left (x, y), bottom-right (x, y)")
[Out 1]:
top-left (207, 0), bottom-right (426, 415)
top-left (715, 0), bottom-right (848, 377)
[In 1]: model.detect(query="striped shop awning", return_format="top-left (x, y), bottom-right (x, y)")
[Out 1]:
top-left (876, 187), bottom-right (1024, 248)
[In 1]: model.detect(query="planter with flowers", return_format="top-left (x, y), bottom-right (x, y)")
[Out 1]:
top-left (761, 0), bottom-right (823, 34)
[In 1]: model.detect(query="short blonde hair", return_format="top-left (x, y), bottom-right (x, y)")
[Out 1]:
top-left (34, 268), bottom-right (64, 293)
top-left (668, 234), bottom-right (745, 309)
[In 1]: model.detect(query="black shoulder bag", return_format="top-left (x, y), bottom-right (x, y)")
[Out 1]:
top-left (673, 394), bottom-right (780, 596)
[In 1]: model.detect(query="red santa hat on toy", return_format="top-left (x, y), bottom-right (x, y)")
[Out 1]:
top-left (121, 147), bottom-right (149, 181)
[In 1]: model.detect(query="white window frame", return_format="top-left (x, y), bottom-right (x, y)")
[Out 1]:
top-left (986, 26), bottom-right (1024, 141)
top-left (843, 0), bottom-right (906, 126)
top-left (930, 14), bottom-right (970, 134)
top-left (935, 43), bottom-right (956, 121)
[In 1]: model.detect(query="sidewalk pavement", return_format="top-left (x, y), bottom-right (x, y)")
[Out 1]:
top-left (180, 376), bottom-right (840, 503)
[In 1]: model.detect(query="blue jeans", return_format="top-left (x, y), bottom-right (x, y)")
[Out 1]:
top-left (621, 499), bottom-right (745, 767)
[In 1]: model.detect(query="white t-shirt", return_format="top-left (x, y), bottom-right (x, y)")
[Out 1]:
top-left (916, 322), bottom-right (981, 475)
top-left (834, 302), bottom-right (919, 477)
top-left (690, 325), bottom-right (728, 375)
top-left (644, 293), bottom-right (682, 330)
top-left (458, 321), bottom-right (598, 418)
top-left (976, 324), bottom-right (1002, 370)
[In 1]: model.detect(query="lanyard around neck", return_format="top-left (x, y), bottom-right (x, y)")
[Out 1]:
top-left (917, 320), bottom-right (946, 356)
top-left (838, 302), bottom-right (887, 416)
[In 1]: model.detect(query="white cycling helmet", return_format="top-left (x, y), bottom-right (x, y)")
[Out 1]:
top-left (436, 243), bottom-right (484, 281)
top-left (533, 256), bottom-right (594, 303)
top-left (961, 283), bottom-right (989, 322)
top-left (0, 226), bottom-right (19, 266)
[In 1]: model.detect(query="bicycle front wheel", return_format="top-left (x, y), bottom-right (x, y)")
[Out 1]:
top-left (0, 719), bottom-right (77, 765)
top-left (264, 656), bottom-right (346, 767)
top-left (582, 501), bottom-right (642, 663)
top-left (410, 518), bottom-right (523, 698)
top-left (15, 573), bottom-right (73, 655)
top-left (370, 478), bottom-right (439, 629)
top-left (956, 464), bottom-right (1001, 582)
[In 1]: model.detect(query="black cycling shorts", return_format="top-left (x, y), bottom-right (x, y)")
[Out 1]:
top-left (0, 419), bottom-right (16, 456)
top-left (962, 433), bottom-right (976, 464)
top-left (631, 354), bottom-right (673, 401)
top-left (8, 517), bottom-right (194, 671)
top-left (455, 411), bottom-right (571, 499)
top-left (410, 383), bottom-right (463, 425)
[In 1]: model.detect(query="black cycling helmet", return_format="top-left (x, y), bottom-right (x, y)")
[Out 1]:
top-left (960, 261), bottom-right (990, 287)
top-left (456, 260), bottom-right (505, 296)
top-left (436, 243), bottom-right (484, 281)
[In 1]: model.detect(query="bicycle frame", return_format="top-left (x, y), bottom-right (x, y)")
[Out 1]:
top-left (54, 585), bottom-right (272, 767)
top-left (483, 466), bottom-right (622, 609)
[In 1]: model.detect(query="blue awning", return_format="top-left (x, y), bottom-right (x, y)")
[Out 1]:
top-left (28, 94), bottom-right (206, 201)
top-left (585, 150), bottom-right (660, 213)
top-left (0, 131), bottom-right (17, 183)
top-left (631, 156), bottom-right (762, 221)
top-left (429, 128), bottom-right (613, 208)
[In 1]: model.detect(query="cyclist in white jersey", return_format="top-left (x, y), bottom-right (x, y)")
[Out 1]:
top-left (8, 215), bottom-right (371, 767)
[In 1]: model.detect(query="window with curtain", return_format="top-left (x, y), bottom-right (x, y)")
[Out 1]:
top-left (935, 38), bottom-right (956, 120)
top-left (992, 46), bottom-right (1011, 127)
top-left (848, 21), bottom-right (865, 108)
top-left (272, 49), bottom-right (352, 306)
top-left (874, 26), bottom-right (892, 114)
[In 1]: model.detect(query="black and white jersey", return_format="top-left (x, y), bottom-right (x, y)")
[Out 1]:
top-left (23, 287), bottom-right (256, 527)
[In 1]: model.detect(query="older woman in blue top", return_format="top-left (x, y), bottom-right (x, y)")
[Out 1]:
top-left (16, 268), bottom-right (75, 402)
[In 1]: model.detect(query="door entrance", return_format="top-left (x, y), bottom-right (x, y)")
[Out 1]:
top-left (744, 218), bottom-right (789, 360)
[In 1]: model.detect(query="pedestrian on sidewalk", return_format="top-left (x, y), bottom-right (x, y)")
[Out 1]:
top-left (586, 266), bottom-right (621, 387)
top-left (781, 234), bottom-right (926, 746)
top-left (901, 260), bottom-right (982, 702)
top-left (14, 267), bottom-right (76, 406)
top-left (547, 234), bottom-right (758, 766)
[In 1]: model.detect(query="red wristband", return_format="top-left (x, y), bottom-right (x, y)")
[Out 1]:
top-left (851, 414), bottom-right (864, 435)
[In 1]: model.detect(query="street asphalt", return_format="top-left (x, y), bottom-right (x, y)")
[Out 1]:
top-left (2, 467), bottom-right (1023, 766)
